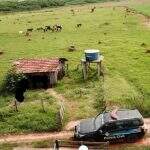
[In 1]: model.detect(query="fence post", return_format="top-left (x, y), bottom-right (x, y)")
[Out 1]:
top-left (57, 101), bottom-right (65, 129)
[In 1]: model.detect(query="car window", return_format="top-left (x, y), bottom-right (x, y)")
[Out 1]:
top-left (122, 120), bottom-right (140, 128)
top-left (101, 124), bottom-right (107, 132)
top-left (95, 114), bottom-right (104, 130)
top-left (101, 119), bottom-right (142, 133)
top-left (101, 122), bottom-right (117, 132)
top-left (132, 120), bottom-right (140, 126)
top-left (116, 121), bottom-right (124, 130)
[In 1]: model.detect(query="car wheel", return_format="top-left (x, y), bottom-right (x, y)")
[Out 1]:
top-left (126, 134), bottom-right (138, 143)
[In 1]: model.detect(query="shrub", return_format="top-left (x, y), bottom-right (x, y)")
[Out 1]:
top-left (2, 69), bottom-right (27, 94)
top-left (0, 0), bottom-right (65, 12)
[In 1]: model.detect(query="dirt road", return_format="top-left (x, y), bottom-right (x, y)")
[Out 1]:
top-left (0, 118), bottom-right (150, 145)
top-left (0, 131), bottom-right (73, 144)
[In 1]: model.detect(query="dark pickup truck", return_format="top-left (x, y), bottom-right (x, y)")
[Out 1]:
top-left (74, 109), bottom-right (146, 142)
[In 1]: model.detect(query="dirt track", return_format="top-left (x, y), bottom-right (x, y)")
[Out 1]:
top-left (0, 118), bottom-right (150, 146)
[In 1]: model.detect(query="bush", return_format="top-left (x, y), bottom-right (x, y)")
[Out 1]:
top-left (0, 0), bottom-right (119, 12)
top-left (0, 0), bottom-right (65, 12)
top-left (2, 69), bottom-right (27, 94)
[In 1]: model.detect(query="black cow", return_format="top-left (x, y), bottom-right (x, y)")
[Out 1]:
top-left (45, 25), bottom-right (52, 30)
top-left (15, 89), bottom-right (24, 103)
top-left (77, 23), bottom-right (82, 28)
top-left (59, 58), bottom-right (68, 64)
top-left (53, 24), bottom-right (63, 32)
top-left (27, 28), bottom-right (33, 32)
top-left (15, 78), bottom-right (28, 103)
top-left (91, 6), bottom-right (96, 13)
top-left (37, 27), bottom-right (44, 31)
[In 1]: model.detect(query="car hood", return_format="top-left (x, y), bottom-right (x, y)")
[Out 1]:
top-left (78, 118), bottom-right (96, 134)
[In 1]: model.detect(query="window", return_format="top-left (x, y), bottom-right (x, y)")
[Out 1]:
top-left (101, 123), bottom-right (117, 132)
top-left (116, 121), bottom-right (124, 130)
top-left (132, 120), bottom-right (140, 126)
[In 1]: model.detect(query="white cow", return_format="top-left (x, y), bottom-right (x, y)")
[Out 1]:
top-left (19, 31), bottom-right (23, 34)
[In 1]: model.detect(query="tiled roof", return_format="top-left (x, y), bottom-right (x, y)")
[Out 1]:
top-left (13, 58), bottom-right (61, 74)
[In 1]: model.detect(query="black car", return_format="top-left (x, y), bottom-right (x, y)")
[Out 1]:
top-left (74, 109), bottom-right (145, 142)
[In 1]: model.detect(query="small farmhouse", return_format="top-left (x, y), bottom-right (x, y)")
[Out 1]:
top-left (13, 58), bottom-right (67, 89)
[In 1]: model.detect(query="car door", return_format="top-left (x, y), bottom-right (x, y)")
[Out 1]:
top-left (102, 122), bottom-right (120, 141)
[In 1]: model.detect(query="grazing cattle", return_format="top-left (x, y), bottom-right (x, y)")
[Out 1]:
top-left (125, 8), bottom-right (131, 13)
top-left (125, 7), bottom-right (135, 16)
top-left (53, 24), bottom-right (63, 32)
top-left (141, 43), bottom-right (147, 47)
top-left (27, 28), bottom-right (33, 32)
top-left (25, 31), bottom-right (30, 36)
top-left (59, 58), bottom-right (68, 63)
top-left (91, 6), bottom-right (96, 13)
top-left (98, 41), bottom-right (101, 44)
top-left (70, 9), bottom-right (75, 15)
top-left (77, 23), bottom-right (82, 28)
top-left (15, 78), bottom-right (28, 103)
top-left (36, 24), bottom-right (62, 33)
top-left (45, 25), bottom-right (51, 30)
top-left (37, 27), bottom-right (44, 31)
top-left (43, 28), bottom-right (47, 32)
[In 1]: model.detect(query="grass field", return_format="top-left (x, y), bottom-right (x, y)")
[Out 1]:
top-left (0, 90), bottom-right (60, 133)
top-left (129, 0), bottom-right (150, 16)
top-left (0, 0), bottom-right (150, 133)
top-left (132, 4), bottom-right (150, 16)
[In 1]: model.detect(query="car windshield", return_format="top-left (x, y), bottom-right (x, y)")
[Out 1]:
top-left (94, 113), bottom-right (104, 130)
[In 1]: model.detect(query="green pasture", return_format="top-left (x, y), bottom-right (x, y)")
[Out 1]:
top-left (0, 2), bottom-right (150, 133)
top-left (0, 90), bottom-right (60, 133)
top-left (130, 3), bottom-right (150, 16)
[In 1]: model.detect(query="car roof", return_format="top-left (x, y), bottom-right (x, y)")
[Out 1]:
top-left (103, 109), bottom-right (143, 123)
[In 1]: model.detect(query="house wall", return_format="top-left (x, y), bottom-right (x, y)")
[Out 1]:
top-left (49, 72), bottom-right (58, 87)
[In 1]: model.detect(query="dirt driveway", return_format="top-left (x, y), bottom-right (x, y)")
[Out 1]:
top-left (0, 118), bottom-right (150, 146)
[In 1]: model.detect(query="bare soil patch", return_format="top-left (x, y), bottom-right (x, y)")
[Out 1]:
top-left (142, 17), bottom-right (150, 28)
top-left (64, 120), bottom-right (81, 131)
top-left (47, 89), bottom-right (79, 120)
top-left (0, 131), bottom-right (73, 144)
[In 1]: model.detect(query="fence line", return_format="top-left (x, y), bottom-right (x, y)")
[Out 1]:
top-left (53, 140), bottom-right (109, 150)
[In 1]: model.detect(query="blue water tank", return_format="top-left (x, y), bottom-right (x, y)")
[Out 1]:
top-left (85, 49), bottom-right (100, 61)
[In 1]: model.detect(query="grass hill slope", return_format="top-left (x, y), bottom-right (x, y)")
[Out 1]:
top-left (0, 0), bottom-right (119, 12)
